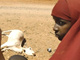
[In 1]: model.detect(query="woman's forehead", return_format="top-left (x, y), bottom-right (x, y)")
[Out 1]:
top-left (53, 16), bottom-right (71, 22)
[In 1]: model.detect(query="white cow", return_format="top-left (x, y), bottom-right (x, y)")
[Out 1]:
top-left (1, 30), bottom-right (35, 55)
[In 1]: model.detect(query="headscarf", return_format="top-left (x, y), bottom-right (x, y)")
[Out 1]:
top-left (50, 0), bottom-right (80, 60)
top-left (9, 55), bottom-right (27, 60)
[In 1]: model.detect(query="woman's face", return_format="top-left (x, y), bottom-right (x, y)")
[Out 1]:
top-left (53, 16), bottom-right (72, 41)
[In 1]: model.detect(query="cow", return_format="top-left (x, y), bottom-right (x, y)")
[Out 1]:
top-left (1, 30), bottom-right (35, 56)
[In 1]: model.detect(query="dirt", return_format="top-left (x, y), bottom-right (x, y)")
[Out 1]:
top-left (0, 0), bottom-right (60, 60)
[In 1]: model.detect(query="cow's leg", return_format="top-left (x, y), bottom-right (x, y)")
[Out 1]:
top-left (1, 42), bottom-right (8, 48)
top-left (1, 47), bottom-right (10, 51)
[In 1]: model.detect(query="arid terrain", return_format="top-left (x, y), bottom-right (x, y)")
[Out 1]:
top-left (0, 0), bottom-right (60, 60)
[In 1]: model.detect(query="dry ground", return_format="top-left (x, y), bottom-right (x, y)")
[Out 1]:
top-left (0, 0), bottom-right (60, 60)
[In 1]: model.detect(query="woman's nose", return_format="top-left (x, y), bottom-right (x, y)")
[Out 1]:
top-left (53, 24), bottom-right (59, 32)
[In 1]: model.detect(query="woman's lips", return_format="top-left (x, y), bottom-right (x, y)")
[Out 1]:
top-left (55, 33), bottom-right (59, 37)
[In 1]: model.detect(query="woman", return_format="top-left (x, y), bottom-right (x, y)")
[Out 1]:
top-left (50, 0), bottom-right (80, 60)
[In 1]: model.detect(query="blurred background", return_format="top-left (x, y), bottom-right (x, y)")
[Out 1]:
top-left (0, 0), bottom-right (58, 4)
top-left (0, 0), bottom-right (60, 60)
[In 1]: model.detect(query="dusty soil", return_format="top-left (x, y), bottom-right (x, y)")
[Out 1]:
top-left (0, 0), bottom-right (60, 60)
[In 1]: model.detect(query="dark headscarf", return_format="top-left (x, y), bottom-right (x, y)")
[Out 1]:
top-left (9, 55), bottom-right (27, 60)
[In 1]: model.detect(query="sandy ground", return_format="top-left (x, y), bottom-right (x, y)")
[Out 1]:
top-left (0, 0), bottom-right (60, 60)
